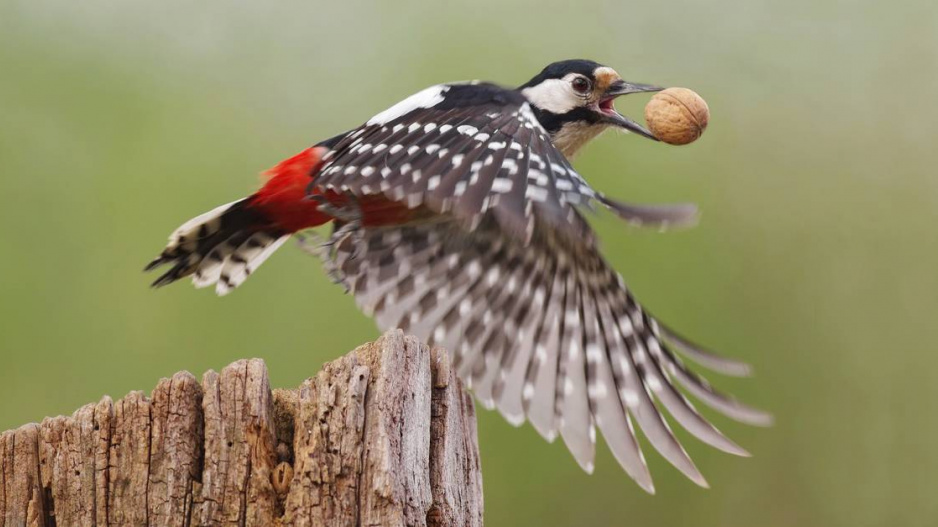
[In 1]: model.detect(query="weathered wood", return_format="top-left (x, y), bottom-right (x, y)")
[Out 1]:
top-left (148, 372), bottom-right (203, 526)
top-left (198, 360), bottom-right (279, 526)
top-left (356, 331), bottom-right (434, 527)
top-left (1, 424), bottom-right (45, 526)
top-left (427, 347), bottom-right (483, 527)
top-left (0, 330), bottom-right (483, 526)
top-left (109, 392), bottom-right (150, 525)
top-left (38, 398), bottom-right (111, 526)
top-left (280, 351), bottom-right (370, 526)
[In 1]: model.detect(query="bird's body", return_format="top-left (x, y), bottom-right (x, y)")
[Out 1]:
top-left (146, 60), bottom-right (769, 492)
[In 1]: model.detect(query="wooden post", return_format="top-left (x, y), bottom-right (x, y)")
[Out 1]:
top-left (0, 330), bottom-right (483, 526)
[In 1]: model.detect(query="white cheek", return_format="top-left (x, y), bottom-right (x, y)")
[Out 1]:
top-left (521, 79), bottom-right (579, 114)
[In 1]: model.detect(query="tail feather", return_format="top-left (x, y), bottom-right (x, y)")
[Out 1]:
top-left (146, 198), bottom-right (288, 293)
top-left (215, 232), bottom-right (289, 296)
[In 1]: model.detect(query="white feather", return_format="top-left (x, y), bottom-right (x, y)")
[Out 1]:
top-left (366, 84), bottom-right (450, 126)
top-left (167, 200), bottom-right (239, 247)
top-left (215, 233), bottom-right (289, 295)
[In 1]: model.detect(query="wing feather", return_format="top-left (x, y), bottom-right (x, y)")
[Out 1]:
top-left (523, 266), bottom-right (565, 442)
top-left (592, 292), bottom-right (655, 491)
top-left (322, 215), bottom-right (769, 490)
top-left (558, 279), bottom-right (596, 473)
top-left (310, 82), bottom-right (767, 490)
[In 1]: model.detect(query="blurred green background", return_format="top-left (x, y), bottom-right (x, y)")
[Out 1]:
top-left (2, 1), bottom-right (936, 525)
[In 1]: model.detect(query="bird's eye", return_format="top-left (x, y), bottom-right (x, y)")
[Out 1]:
top-left (572, 77), bottom-right (591, 94)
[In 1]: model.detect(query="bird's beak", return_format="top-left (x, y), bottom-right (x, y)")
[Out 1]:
top-left (597, 80), bottom-right (663, 141)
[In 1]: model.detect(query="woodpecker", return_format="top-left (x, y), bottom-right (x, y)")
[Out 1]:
top-left (146, 59), bottom-right (770, 492)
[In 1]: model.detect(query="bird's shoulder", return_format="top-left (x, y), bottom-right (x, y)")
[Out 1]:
top-left (357, 81), bottom-right (528, 129)
top-left (433, 81), bottom-right (528, 111)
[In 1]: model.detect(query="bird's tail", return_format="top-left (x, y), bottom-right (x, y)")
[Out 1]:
top-left (145, 146), bottom-right (334, 294)
top-left (144, 198), bottom-right (290, 295)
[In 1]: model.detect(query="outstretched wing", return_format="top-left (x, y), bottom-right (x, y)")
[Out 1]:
top-left (323, 214), bottom-right (771, 492)
top-left (311, 82), bottom-right (697, 243)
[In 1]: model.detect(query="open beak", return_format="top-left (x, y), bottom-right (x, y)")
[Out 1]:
top-left (597, 80), bottom-right (663, 140)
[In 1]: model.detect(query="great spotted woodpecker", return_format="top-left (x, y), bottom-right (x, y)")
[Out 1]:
top-left (146, 59), bottom-right (770, 492)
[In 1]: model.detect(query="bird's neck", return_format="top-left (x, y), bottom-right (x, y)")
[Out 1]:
top-left (524, 102), bottom-right (607, 159)
top-left (550, 122), bottom-right (608, 159)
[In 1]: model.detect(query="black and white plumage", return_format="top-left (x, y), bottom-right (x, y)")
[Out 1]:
top-left (313, 81), bottom-right (699, 242)
top-left (147, 59), bottom-right (770, 492)
top-left (322, 213), bottom-right (769, 491)
top-left (145, 199), bottom-right (290, 295)
top-left (308, 61), bottom-right (770, 491)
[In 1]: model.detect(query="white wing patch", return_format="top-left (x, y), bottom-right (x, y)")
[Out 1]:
top-left (366, 84), bottom-right (451, 126)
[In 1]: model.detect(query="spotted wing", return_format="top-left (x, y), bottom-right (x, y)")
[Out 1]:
top-left (311, 82), bottom-right (696, 242)
top-left (324, 214), bottom-right (771, 492)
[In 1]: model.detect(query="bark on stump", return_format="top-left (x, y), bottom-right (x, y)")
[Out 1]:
top-left (0, 330), bottom-right (483, 526)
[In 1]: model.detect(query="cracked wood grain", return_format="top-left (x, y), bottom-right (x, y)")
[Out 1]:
top-left (427, 347), bottom-right (483, 527)
top-left (1, 423), bottom-right (45, 526)
top-left (147, 372), bottom-right (202, 526)
top-left (0, 330), bottom-right (482, 526)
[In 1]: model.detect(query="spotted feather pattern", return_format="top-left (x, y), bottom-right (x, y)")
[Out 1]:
top-left (311, 82), bottom-right (698, 244)
top-left (323, 214), bottom-right (771, 492)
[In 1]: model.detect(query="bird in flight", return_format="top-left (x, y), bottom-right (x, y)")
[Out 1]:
top-left (146, 59), bottom-right (770, 492)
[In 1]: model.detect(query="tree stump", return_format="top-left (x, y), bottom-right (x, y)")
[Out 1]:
top-left (0, 330), bottom-right (483, 526)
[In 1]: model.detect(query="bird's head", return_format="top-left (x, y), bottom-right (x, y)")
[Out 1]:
top-left (519, 59), bottom-right (662, 158)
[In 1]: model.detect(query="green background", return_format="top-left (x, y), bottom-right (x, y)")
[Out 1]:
top-left (2, 1), bottom-right (936, 525)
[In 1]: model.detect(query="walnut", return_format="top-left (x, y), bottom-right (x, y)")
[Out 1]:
top-left (644, 88), bottom-right (710, 145)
